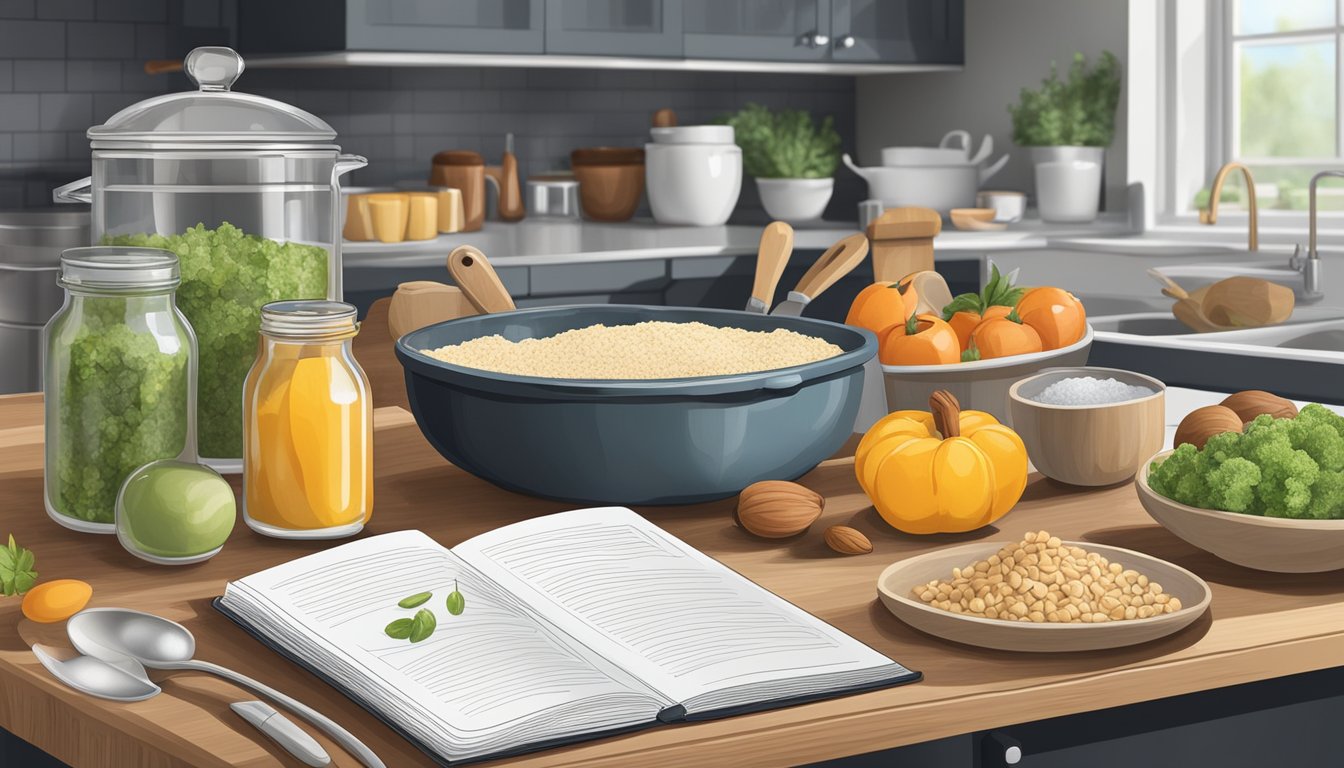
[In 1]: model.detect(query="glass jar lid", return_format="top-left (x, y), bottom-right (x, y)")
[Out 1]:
top-left (58, 247), bottom-right (180, 291)
top-left (87, 47), bottom-right (337, 148)
top-left (261, 300), bottom-right (358, 339)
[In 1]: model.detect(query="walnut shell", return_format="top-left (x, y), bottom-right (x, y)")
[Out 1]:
top-left (1174, 405), bottom-right (1244, 450)
top-left (735, 480), bottom-right (823, 538)
top-left (1220, 390), bottom-right (1298, 425)
top-left (824, 525), bottom-right (873, 555)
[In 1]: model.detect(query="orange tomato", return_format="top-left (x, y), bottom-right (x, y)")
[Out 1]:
top-left (1016, 287), bottom-right (1087, 350)
top-left (970, 313), bottom-right (1043, 359)
top-left (879, 313), bottom-right (961, 366)
top-left (946, 304), bottom-right (1012, 350)
top-left (846, 281), bottom-right (916, 335)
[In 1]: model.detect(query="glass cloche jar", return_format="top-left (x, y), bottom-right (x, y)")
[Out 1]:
top-left (55, 46), bottom-right (365, 472)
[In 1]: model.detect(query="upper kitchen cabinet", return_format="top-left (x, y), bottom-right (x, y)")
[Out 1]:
top-left (238, 0), bottom-right (545, 54)
top-left (545, 1), bottom-right (683, 57)
top-left (682, 0), bottom-right (832, 62)
top-left (829, 0), bottom-right (963, 64)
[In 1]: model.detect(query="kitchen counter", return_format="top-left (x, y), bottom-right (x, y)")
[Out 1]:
top-left (340, 215), bottom-right (1137, 270)
top-left (3, 389), bottom-right (1344, 767)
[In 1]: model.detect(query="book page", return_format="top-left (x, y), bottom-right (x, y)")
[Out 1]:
top-left (453, 508), bottom-right (900, 709)
top-left (220, 530), bottom-right (665, 759)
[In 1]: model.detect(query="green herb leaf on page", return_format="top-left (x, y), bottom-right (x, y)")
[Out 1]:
top-left (384, 618), bottom-right (415, 640)
top-left (398, 592), bottom-right (432, 609)
top-left (409, 609), bottom-right (436, 643)
top-left (445, 580), bottom-right (465, 616)
top-left (0, 535), bottom-right (37, 598)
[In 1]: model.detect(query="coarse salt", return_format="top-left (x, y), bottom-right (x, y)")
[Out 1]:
top-left (1030, 376), bottom-right (1155, 406)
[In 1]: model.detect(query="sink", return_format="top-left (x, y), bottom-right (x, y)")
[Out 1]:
top-left (1090, 307), bottom-right (1344, 339)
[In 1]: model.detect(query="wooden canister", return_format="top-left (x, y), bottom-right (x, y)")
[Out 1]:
top-left (430, 151), bottom-right (486, 232)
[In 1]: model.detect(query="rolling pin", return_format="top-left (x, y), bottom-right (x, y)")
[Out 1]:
top-left (867, 207), bottom-right (942, 282)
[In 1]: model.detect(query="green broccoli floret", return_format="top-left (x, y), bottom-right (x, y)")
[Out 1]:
top-left (1148, 403), bottom-right (1344, 520)
top-left (1205, 457), bottom-right (1261, 513)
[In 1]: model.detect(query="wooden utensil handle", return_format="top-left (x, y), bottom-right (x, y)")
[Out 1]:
top-left (752, 222), bottom-right (794, 308)
top-left (388, 281), bottom-right (476, 339)
top-left (447, 246), bottom-right (516, 315)
top-left (793, 232), bottom-right (869, 301)
top-left (144, 59), bottom-right (183, 75)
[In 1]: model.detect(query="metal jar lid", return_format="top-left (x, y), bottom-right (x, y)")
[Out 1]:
top-left (87, 47), bottom-right (337, 150)
top-left (260, 300), bottom-right (359, 340)
top-left (58, 246), bottom-right (180, 292)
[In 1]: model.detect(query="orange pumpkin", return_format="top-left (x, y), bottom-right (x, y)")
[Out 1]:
top-left (846, 281), bottom-right (916, 335)
top-left (947, 304), bottom-right (1012, 350)
top-left (970, 312), bottom-right (1043, 359)
top-left (879, 313), bottom-right (960, 366)
top-left (1016, 286), bottom-right (1087, 350)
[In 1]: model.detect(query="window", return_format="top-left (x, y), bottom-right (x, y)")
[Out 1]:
top-left (1222, 0), bottom-right (1343, 211)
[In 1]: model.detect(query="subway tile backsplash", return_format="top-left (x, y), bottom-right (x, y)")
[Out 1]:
top-left (0, 2), bottom-right (861, 219)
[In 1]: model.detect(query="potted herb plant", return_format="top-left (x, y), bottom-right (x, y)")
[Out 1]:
top-left (721, 103), bottom-right (841, 223)
top-left (1009, 51), bottom-right (1122, 223)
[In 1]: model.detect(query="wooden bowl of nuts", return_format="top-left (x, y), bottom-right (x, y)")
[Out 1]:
top-left (876, 532), bottom-right (1211, 652)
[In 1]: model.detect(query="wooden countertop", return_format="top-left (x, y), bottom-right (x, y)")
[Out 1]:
top-left (3, 392), bottom-right (1344, 768)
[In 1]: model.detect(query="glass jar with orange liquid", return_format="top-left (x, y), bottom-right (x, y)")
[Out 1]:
top-left (243, 300), bottom-right (372, 538)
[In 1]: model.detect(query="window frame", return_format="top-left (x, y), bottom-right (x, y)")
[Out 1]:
top-left (1130, 0), bottom-right (1344, 239)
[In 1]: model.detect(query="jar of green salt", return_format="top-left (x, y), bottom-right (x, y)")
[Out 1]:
top-left (44, 247), bottom-right (197, 532)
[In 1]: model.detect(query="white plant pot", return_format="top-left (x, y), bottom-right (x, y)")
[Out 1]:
top-left (645, 141), bottom-right (742, 226)
top-left (1031, 146), bottom-right (1104, 223)
top-left (755, 177), bottom-right (834, 223)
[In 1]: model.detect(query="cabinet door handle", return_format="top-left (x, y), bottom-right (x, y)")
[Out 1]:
top-left (797, 31), bottom-right (830, 48)
top-left (836, 34), bottom-right (856, 49)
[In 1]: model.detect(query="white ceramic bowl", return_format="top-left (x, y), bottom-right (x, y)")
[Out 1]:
top-left (645, 142), bottom-right (742, 226)
top-left (881, 324), bottom-right (1094, 425)
top-left (1009, 367), bottom-right (1165, 486)
top-left (755, 177), bottom-right (833, 223)
top-left (1137, 451), bottom-right (1344, 572)
top-left (877, 540), bottom-right (1211, 652)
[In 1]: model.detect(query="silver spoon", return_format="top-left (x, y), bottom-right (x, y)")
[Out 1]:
top-left (67, 608), bottom-right (384, 768)
top-left (31, 644), bottom-right (160, 701)
top-left (32, 644), bottom-right (331, 766)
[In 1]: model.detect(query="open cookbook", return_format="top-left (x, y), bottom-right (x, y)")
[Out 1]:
top-left (215, 507), bottom-right (919, 764)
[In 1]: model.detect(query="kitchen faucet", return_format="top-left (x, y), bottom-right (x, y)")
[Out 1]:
top-left (1289, 169), bottom-right (1340, 301)
top-left (1200, 162), bottom-right (1258, 251)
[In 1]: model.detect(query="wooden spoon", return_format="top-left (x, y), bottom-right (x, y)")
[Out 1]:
top-left (1172, 297), bottom-right (1229, 333)
top-left (387, 281), bottom-right (476, 338)
top-left (447, 246), bottom-right (516, 315)
top-left (746, 221), bottom-right (794, 313)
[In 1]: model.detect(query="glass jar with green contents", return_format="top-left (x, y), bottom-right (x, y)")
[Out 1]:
top-left (44, 247), bottom-right (197, 532)
top-left (54, 47), bottom-right (365, 471)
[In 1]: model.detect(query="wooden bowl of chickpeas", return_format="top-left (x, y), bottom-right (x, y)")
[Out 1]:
top-left (877, 531), bottom-right (1211, 652)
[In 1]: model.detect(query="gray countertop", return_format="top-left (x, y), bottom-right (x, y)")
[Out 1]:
top-left (340, 216), bottom-right (1137, 269)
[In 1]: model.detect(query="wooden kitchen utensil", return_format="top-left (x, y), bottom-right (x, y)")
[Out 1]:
top-left (447, 246), bottom-right (517, 314)
top-left (1201, 276), bottom-right (1295, 328)
top-left (746, 221), bottom-right (794, 313)
top-left (1172, 297), bottom-right (1228, 334)
top-left (771, 233), bottom-right (870, 316)
top-left (484, 133), bottom-right (525, 222)
top-left (388, 281), bottom-right (477, 339)
top-left (867, 207), bottom-right (941, 282)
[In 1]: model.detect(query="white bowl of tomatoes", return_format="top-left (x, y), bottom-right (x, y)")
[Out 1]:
top-left (846, 268), bottom-right (1093, 426)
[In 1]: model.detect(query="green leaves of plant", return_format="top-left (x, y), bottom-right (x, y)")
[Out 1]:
top-left (398, 592), bottom-right (432, 609)
top-left (718, 103), bottom-right (842, 179)
top-left (1009, 51), bottom-right (1122, 147)
top-left (409, 609), bottom-right (436, 643)
top-left (0, 535), bottom-right (37, 598)
top-left (941, 264), bottom-right (1024, 319)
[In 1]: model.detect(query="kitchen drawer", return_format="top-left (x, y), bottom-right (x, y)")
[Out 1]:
top-left (528, 260), bottom-right (668, 297)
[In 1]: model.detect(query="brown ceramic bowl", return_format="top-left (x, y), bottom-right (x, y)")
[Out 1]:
top-left (571, 147), bottom-right (645, 222)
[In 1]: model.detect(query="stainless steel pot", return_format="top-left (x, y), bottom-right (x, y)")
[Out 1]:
top-left (0, 211), bottom-right (89, 325)
top-left (0, 210), bottom-right (90, 393)
top-left (526, 175), bottom-right (580, 218)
